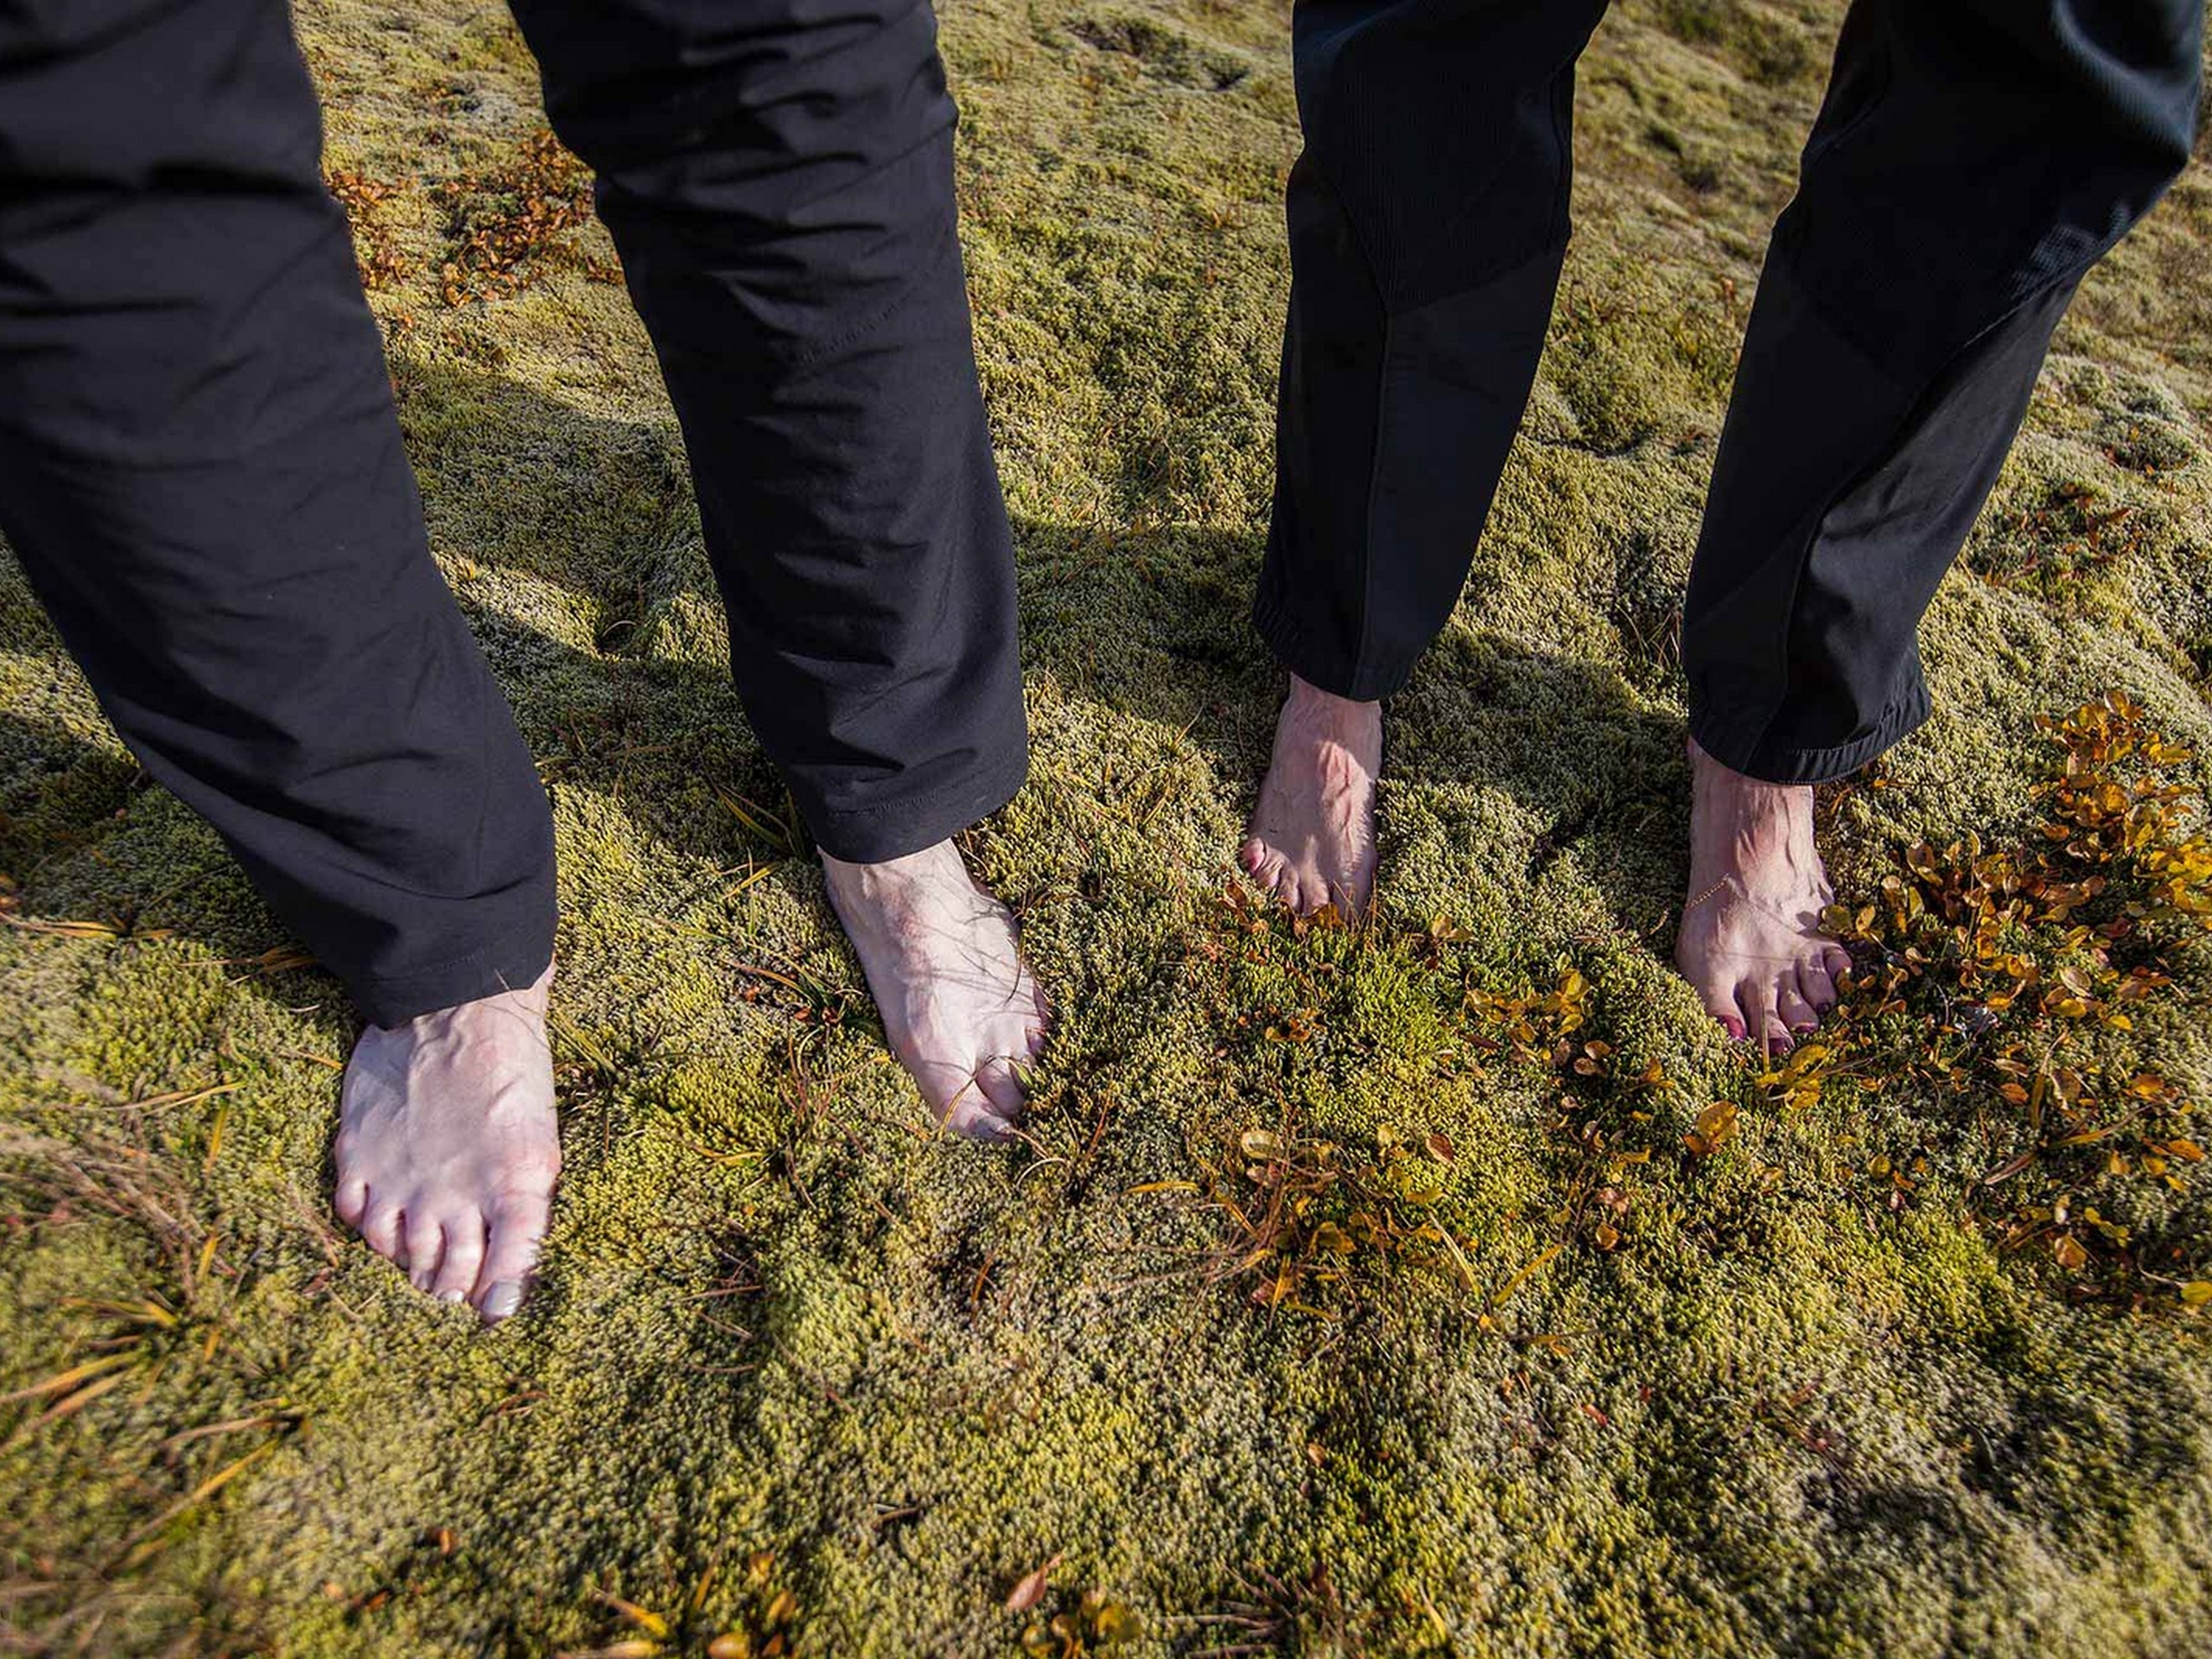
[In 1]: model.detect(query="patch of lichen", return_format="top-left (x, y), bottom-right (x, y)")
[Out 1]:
top-left (5, 0), bottom-right (2212, 1653)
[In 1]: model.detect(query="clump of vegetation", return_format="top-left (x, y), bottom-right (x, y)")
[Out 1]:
top-left (555, 1552), bottom-right (800, 1659)
top-left (1789, 691), bottom-right (2212, 1301)
top-left (6, 0), bottom-right (2212, 1654)
top-left (327, 168), bottom-right (411, 291)
top-left (434, 129), bottom-right (609, 305)
top-left (1974, 479), bottom-right (2148, 597)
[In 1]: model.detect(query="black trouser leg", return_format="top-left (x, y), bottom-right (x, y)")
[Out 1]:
top-left (1254, 0), bottom-right (1611, 701)
top-left (0, 0), bottom-right (557, 1026)
top-left (508, 0), bottom-right (1027, 862)
top-left (1682, 0), bottom-right (2202, 780)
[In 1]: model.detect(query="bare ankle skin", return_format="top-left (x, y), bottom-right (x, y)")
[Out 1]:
top-left (819, 839), bottom-right (1047, 1141)
top-left (334, 963), bottom-right (559, 1324)
top-left (1240, 673), bottom-right (1382, 919)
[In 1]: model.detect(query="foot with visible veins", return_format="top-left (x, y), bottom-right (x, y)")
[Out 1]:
top-left (333, 965), bottom-right (559, 1323)
top-left (821, 839), bottom-right (1048, 1141)
top-left (1240, 673), bottom-right (1382, 919)
top-left (1675, 740), bottom-right (1853, 1051)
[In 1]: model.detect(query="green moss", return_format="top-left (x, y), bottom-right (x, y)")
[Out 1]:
top-left (5, 0), bottom-right (2212, 1654)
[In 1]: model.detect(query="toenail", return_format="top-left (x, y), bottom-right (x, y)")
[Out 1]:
top-left (480, 1281), bottom-right (525, 1322)
top-left (438, 1289), bottom-right (466, 1305)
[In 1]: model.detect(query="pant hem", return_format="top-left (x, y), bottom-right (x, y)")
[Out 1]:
top-left (804, 734), bottom-right (1030, 864)
top-left (353, 922), bottom-right (557, 1030)
top-left (1688, 677), bottom-right (1933, 786)
top-left (1251, 581), bottom-right (1414, 703)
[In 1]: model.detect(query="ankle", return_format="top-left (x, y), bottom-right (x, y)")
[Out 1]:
top-left (819, 838), bottom-right (963, 910)
top-left (376, 963), bottom-right (553, 1036)
top-left (1689, 740), bottom-right (1808, 813)
top-left (1284, 673), bottom-right (1378, 728)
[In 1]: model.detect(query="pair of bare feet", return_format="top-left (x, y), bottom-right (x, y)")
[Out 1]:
top-left (332, 840), bottom-right (1046, 1322)
top-left (335, 677), bottom-right (1844, 1324)
top-left (1240, 672), bottom-right (1851, 1039)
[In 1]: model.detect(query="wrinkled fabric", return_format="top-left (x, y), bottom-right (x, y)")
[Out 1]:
top-left (1255, 0), bottom-right (2201, 781)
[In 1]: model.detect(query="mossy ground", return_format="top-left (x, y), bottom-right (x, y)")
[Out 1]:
top-left (6, 2), bottom-right (2212, 1654)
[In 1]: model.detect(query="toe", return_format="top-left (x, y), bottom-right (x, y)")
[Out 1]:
top-left (941, 1090), bottom-right (1015, 1142)
top-left (1732, 982), bottom-right (1772, 1051)
top-left (403, 1213), bottom-right (444, 1292)
top-left (472, 1195), bottom-right (549, 1324)
top-left (359, 1201), bottom-right (404, 1261)
top-left (1708, 1005), bottom-right (1748, 1042)
top-left (1747, 983), bottom-right (1790, 1053)
top-left (1682, 965), bottom-right (1747, 1040)
top-left (975, 1056), bottom-right (1026, 1123)
top-left (334, 1175), bottom-right (370, 1229)
top-left (1248, 846), bottom-right (1286, 893)
top-left (1823, 944), bottom-right (1854, 988)
top-left (1797, 958), bottom-right (1839, 1015)
top-left (432, 1211), bottom-right (486, 1303)
top-left (1777, 983), bottom-right (1819, 1037)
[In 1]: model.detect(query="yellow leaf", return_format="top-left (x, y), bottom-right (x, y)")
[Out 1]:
top-left (2181, 1281), bottom-right (2212, 1307)
top-left (593, 1594), bottom-right (669, 1637)
top-left (1, 1350), bottom-right (137, 1403)
top-left (1685, 1100), bottom-right (1738, 1158)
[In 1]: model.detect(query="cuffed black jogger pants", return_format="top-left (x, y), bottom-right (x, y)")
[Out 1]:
top-left (0, 0), bottom-right (1022, 1026)
top-left (1255, 0), bottom-right (2202, 782)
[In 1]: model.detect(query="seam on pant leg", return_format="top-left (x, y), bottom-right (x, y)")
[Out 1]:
top-left (354, 929), bottom-right (557, 1027)
top-left (1339, 237), bottom-right (1572, 703)
top-left (1319, 155), bottom-right (1390, 696)
top-left (1700, 266), bottom-right (1904, 773)
top-left (1692, 675), bottom-right (1930, 786)
top-left (1709, 258), bottom-right (2082, 776)
top-left (805, 728), bottom-right (1029, 862)
top-left (1344, 308), bottom-right (1395, 696)
top-left (1255, 158), bottom-right (1390, 699)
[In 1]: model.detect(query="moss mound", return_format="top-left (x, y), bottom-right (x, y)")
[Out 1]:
top-left (5, 2), bottom-right (2212, 1653)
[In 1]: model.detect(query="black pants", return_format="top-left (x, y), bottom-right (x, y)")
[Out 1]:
top-left (1255, 0), bottom-right (2202, 781)
top-left (0, 0), bottom-right (1022, 1026)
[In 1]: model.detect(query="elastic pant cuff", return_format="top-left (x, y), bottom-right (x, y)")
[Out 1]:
top-left (1688, 677), bottom-right (1933, 787)
top-left (802, 733), bottom-right (1030, 865)
top-left (1251, 581), bottom-right (1415, 704)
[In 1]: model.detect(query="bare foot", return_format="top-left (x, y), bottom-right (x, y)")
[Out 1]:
top-left (820, 839), bottom-right (1048, 1141)
top-left (1675, 740), bottom-right (1853, 1051)
top-left (333, 966), bottom-right (559, 1323)
top-left (1239, 674), bottom-right (1382, 918)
